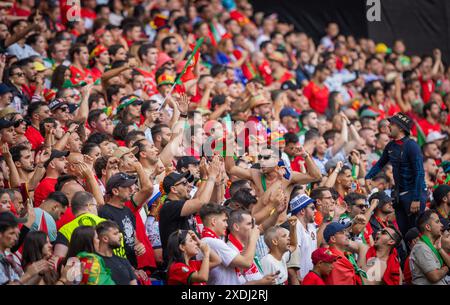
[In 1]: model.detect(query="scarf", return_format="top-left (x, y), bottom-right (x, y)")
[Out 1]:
top-left (366, 247), bottom-right (400, 285)
top-left (227, 234), bottom-right (263, 282)
top-left (420, 235), bottom-right (443, 267)
top-left (201, 227), bottom-right (220, 239)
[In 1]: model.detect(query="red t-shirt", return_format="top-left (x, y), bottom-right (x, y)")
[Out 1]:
top-left (413, 118), bottom-right (441, 137)
top-left (303, 81), bottom-right (329, 114)
top-left (419, 75), bottom-right (435, 103)
top-left (69, 65), bottom-right (93, 85)
top-left (24, 126), bottom-right (44, 151)
top-left (56, 207), bottom-right (75, 229)
top-left (33, 177), bottom-right (58, 207)
top-left (258, 61), bottom-right (273, 86)
top-left (135, 68), bottom-right (158, 97)
top-left (167, 261), bottom-right (206, 285)
top-left (302, 271), bottom-right (326, 285)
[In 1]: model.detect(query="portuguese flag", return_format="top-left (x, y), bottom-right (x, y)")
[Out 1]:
top-left (177, 37), bottom-right (204, 85)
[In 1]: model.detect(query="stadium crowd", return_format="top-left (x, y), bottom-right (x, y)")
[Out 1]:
top-left (0, 0), bottom-right (450, 285)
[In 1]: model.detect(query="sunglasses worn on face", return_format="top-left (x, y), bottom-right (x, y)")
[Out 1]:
top-left (13, 72), bottom-right (25, 77)
top-left (175, 180), bottom-right (188, 187)
top-left (356, 204), bottom-right (368, 209)
top-left (258, 155), bottom-right (271, 160)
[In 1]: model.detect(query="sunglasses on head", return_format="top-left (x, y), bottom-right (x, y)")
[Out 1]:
top-left (380, 229), bottom-right (396, 241)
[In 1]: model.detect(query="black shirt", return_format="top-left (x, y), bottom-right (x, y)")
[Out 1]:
top-left (98, 204), bottom-right (137, 267)
top-left (98, 254), bottom-right (136, 285)
top-left (158, 199), bottom-right (196, 262)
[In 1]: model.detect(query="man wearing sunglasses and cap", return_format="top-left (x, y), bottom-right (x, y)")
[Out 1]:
top-left (366, 113), bottom-right (427, 237)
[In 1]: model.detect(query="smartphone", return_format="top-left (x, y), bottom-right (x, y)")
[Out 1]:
top-left (278, 160), bottom-right (291, 180)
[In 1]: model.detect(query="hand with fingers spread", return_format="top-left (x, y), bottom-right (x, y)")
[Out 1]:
top-left (176, 93), bottom-right (190, 114)
top-left (35, 147), bottom-right (51, 167)
top-left (207, 156), bottom-right (222, 180)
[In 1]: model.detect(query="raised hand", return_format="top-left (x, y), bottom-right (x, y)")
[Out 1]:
top-left (2, 143), bottom-right (11, 160)
top-left (35, 147), bottom-right (51, 167)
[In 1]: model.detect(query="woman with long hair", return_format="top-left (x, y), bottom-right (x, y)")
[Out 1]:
top-left (65, 226), bottom-right (99, 261)
top-left (21, 231), bottom-right (59, 285)
top-left (64, 225), bottom-right (115, 285)
top-left (50, 64), bottom-right (71, 90)
top-left (166, 230), bottom-right (220, 285)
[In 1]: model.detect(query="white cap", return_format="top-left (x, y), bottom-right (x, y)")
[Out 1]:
top-left (426, 131), bottom-right (447, 143)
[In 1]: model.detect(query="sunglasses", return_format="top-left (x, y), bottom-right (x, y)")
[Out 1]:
top-left (258, 155), bottom-right (272, 160)
top-left (380, 229), bottom-right (395, 241)
top-left (14, 119), bottom-right (25, 125)
top-left (59, 106), bottom-right (70, 112)
top-left (12, 72), bottom-right (25, 77)
top-left (355, 204), bottom-right (368, 209)
top-left (174, 180), bottom-right (188, 187)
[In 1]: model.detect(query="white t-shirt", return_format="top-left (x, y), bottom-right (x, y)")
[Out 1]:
top-left (261, 252), bottom-right (290, 285)
top-left (202, 237), bottom-right (241, 285)
top-left (296, 220), bottom-right (318, 279)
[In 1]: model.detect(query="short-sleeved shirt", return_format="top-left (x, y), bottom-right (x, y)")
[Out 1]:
top-left (159, 199), bottom-right (196, 262)
top-left (33, 177), bottom-right (58, 207)
top-left (410, 240), bottom-right (447, 285)
top-left (24, 125), bottom-right (44, 151)
top-left (167, 261), bottom-right (206, 285)
top-left (0, 252), bottom-right (23, 285)
top-left (98, 204), bottom-right (137, 267)
top-left (302, 271), bottom-right (326, 285)
top-left (296, 220), bottom-right (317, 279)
top-left (261, 252), bottom-right (290, 285)
top-left (98, 254), bottom-right (136, 285)
top-left (202, 237), bottom-right (240, 285)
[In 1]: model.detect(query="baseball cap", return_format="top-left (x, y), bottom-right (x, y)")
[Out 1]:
top-left (112, 146), bottom-right (139, 159)
top-left (176, 156), bottom-right (200, 172)
top-left (44, 149), bottom-right (70, 167)
top-left (279, 107), bottom-right (299, 120)
top-left (323, 222), bottom-right (351, 243)
top-left (388, 113), bottom-right (413, 133)
top-left (289, 194), bottom-right (315, 215)
top-left (162, 171), bottom-right (191, 194)
top-left (426, 131), bottom-right (447, 144)
top-left (34, 61), bottom-right (47, 72)
top-left (0, 211), bottom-right (27, 227)
top-left (433, 184), bottom-right (450, 206)
top-left (311, 247), bottom-right (338, 265)
top-left (48, 98), bottom-right (68, 111)
top-left (0, 118), bottom-right (19, 130)
top-left (368, 191), bottom-right (393, 209)
top-left (360, 108), bottom-right (380, 118)
top-left (0, 83), bottom-right (13, 95)
top-left (106, 172), bottom-right (138, 194)
top-left (281, 80), bottom-right (300, 91)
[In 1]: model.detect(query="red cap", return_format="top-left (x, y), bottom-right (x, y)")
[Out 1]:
top-left (156, 52), bottom-right (174, 70)
top-left (311, 247), bottom-right (338, 265)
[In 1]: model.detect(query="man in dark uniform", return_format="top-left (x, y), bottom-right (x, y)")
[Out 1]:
top-left (366, 113), bottom-right (426, 236)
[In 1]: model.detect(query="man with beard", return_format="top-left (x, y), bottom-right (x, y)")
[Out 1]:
top-left (366, 113), bottom-right (427, 236)
top-left (98, 162), bottom-right (154, 268)
top-left (368, 191), bottom-right (397, 236)
top-left (87, 109), bottom-right (114, 135)
top-left (10, 144), bottom-right (50, 190)
top-left (133, 138), bottom-right (164, 184)
top-left (34, 150), bottom-right (69, 207)
top-left (150, 124), bottom-right (171, 152)
top-left (415, 101), bottom-right (442, 137)
top-left (364, 225), bottom-right (403, 285)
top-left (424, 157), bottom-right (439, 191)
top-left (96, 220), bottom-right (137, 285)
top-left (159, 157), bottom-right (222, 264)
top-left (410, 210), bottom-right (450, 285)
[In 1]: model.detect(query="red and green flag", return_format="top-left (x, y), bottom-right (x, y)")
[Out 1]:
top-left (414, 120), bottom-right (426, 147)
